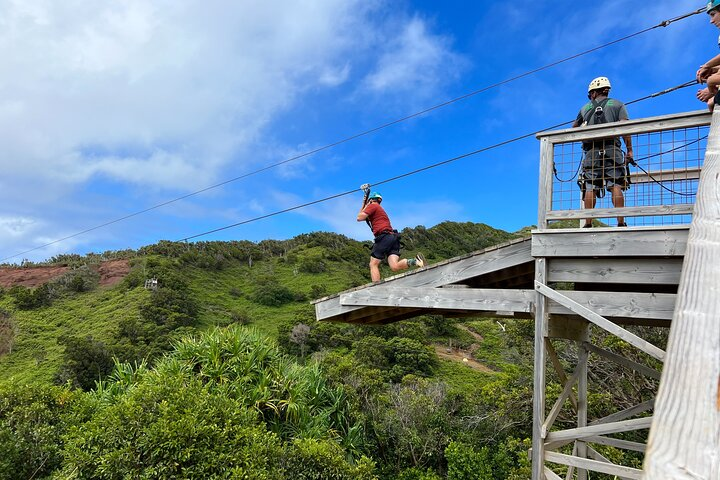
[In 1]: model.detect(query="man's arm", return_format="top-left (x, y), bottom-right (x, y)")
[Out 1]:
top-left (357, 200), bottom-right (370, 222)
top-left (623, 134), bottom-right (633, 163)
top-left (698, 54), bottom-right (720, 82)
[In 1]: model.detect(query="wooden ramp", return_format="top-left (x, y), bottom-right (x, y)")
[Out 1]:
top-left (313, 225), bottom-right (686, 327)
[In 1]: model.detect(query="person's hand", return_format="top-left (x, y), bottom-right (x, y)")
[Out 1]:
top-left (625, 149), bottom-right (634, 166)
top-left (697, 65), bottom-right (712, 83)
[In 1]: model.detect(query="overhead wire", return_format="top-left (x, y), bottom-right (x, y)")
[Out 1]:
top-left (0, 7), bottom-right (705, 261)
top-left (177, 80), bottom-right (700, 242)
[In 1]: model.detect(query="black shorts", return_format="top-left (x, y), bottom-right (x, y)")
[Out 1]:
top-left (579, 146), bottom-right (628, 193)
top-left (371, 232), bottom-right (401, 260)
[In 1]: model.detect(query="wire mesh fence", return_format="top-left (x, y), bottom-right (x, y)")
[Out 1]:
top-left (549, 124), bottom-right (708, 227)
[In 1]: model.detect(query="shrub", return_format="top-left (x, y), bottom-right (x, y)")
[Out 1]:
top-left (253, 278), bottom-right (296, 307)
top-left (9, 284), bottom-right (52, 309)
top-left (280, 438), bottom-right (377, 480)
top-left (0, 383), bottom-right (78, 480)
top-left (54, 335), bottom-right (115, 390)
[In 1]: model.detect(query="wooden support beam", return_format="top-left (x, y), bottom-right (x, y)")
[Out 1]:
top-left (586, 447), bottom-right (636, 480)
top-left (585, 435), bottom-right (646, 453)
top-left (584, 342), bottom-right (662, 380)
top-left (542, 361), bottom-right (583, 439)
top-left (545, 339), bottom-right (578, 412)
top-left (535, 282), bottom-right (666, 361)
top-left (532, 258), bottom-right (549, 480)
top-left (545, 452), bottom-right (644, 479)
top-left (544, 467), bottom-right (563, 480)
top-left (590, 399), bottom-right (655, 426)
top-left (545, 417), bottom-right (652, 444)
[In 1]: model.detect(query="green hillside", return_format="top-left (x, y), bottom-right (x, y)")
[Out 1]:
top-left (0, 221), bottom-right (657, 479)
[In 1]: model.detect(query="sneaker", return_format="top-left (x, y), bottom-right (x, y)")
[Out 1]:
top-left (617, 222), bottom-right (628, 227)
top-left (582, 224), bottom-right (592, 228)
top-left (414, 253), bottom-right (426, 268)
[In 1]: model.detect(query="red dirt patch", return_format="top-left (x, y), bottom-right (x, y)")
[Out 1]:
top-left (0, 259), bottom-right (130, 289)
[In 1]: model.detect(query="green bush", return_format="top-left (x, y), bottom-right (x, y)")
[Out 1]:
top-left (9, 284), bottom-right (52, 309)
top-left (62, 375), bottom-right (284, 479)
top-left (445, 441), bottom-right (493, 480)
top-left (253, 278), bottom-right (296, 307)
top-left (54, 335), bottom-right (115, 390)
top-left (0, 383), bottom-right (78, 480)
top-left (281, 438), bottom-right (377, 480)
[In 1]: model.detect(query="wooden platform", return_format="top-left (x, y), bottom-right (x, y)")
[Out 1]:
top-left (313, 226), bottom-right (688, 327)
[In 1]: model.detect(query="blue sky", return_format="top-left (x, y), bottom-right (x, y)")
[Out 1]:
top-left (0, 0), bottom-right (712, 262)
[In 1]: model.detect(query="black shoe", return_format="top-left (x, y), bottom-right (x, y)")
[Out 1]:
top-left (582, 224), bottom-right (592, 228)
top-left (617, 223), bottom-right (627, 227)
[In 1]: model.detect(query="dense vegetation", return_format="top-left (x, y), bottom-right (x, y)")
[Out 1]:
top-left (0, 222), bottom-right (662, 479)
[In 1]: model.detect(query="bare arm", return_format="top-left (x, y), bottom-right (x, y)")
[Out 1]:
top-left (697, 54), bottom-right (720, 82)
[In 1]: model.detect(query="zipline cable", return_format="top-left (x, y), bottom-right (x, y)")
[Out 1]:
top-left (177, 81), bottom-right (700, 243)
top-left (1, 8), bottom-right (703, 263)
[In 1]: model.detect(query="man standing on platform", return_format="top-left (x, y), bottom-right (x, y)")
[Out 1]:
top-left (573, 76), bottom-right (634, 228)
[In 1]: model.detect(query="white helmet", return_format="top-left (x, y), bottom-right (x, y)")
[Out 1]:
top-left (588, 76), bottom-right (611, 93)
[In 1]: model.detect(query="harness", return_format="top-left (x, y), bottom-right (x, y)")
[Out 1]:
top-left (581, 98), bottom-right (618, 152)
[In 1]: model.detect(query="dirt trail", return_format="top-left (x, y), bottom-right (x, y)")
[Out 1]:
top-left (434, 324), bottom-right (495, 373)
top-left (0, 259), bottom-right (130, 288)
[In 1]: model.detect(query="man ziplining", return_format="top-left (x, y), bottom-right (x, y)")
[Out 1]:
top-left (356, 185), bottom-right (426, 283)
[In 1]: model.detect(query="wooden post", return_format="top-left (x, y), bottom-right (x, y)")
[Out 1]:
top-left (643, 112), bottom-right (720, 477)
top-left (532, 258), bottom-right (549, 479)
top-left (577, 337), bottom-right (589, 480)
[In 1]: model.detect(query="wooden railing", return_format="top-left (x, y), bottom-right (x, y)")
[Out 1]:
top-left (536, 111), bottom-right (711, 229)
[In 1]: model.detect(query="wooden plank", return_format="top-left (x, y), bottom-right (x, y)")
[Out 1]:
top-left (584, 343), bottom-right (662, 380)
top-left (586, 447), bottom-right (635, 480)
top-left (548, 258), bottom-right (683, 285)
top-left (536, 282), bottom-right (666, 361)
top-left (545, 452), bottom-right (644, 479)
top-left (552, 291), bottom-right (676, 321)
top-left (532, 227), bottom-right (688, 257)
top-left (630, 166), bottom-right (702, 184)
top-left (590, 399), bottom-right (655, 427)
top-left (544, 467), bottom-right (563, 480)
top-left (644, 112), bottom-right (720, 479)
top-left (339, 287), bottom-right (675, 321)
top-left (340, 287), bottom-right (535, 312)
top-left (537, 110), bottom-right (710, 143)
top-left (585, 435), bottom-right (646, 453)
top-left (315, 239), bottom-right (533, 320)
top-left (545, 204), bottom-right (694, 221)
top-left (545, 417), bottom-right (652, 444)
top-left (542, 362), bottom-right (583, 438)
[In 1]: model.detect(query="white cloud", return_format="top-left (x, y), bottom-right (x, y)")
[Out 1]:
top-left (0, 0), bottom-right (373, 192)
top-left (363, 16), bottom-right (464, 97)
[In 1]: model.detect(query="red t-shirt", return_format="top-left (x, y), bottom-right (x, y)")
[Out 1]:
top-left (363, 202), bottom-right (393, 236)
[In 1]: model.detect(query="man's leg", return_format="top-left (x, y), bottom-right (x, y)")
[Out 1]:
top-left (387, 254), bottom-right (409, 272)
top-left (583, 188), bottom-right (597, 227)
top-left (369, 257), bottom-right (383, 282)
top-left (611, 185), bottom-right (625, 225)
